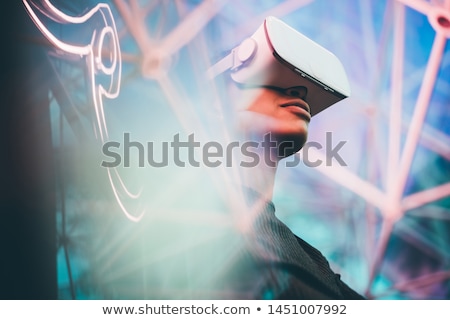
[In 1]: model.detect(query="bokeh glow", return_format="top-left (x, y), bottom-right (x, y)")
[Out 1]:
top-left (23, 0), bottom-right (450, 299)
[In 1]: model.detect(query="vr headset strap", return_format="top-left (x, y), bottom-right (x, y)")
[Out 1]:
top-left (207, 38), bottom-right (257, 80)
top-left (206, 52), bottom-right (234, 80)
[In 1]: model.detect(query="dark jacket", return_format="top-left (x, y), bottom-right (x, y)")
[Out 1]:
top-left (220, 198), bottom-right (365, 299)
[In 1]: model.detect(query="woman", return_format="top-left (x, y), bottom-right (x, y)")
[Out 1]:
top-left (213, 83), bottom-right (365, 299)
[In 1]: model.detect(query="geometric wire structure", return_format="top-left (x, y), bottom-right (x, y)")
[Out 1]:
top-left (23, 0), bottom-right (450, 299)
top-left (290, 0), bottom-right (450, 298)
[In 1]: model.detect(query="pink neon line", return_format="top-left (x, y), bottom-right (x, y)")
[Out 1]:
top-left (239, 0), bottom-right (315, 35)
top-left (22, 0), bottom-right (90, 55)
top-left (381, 108), bottom-right (450, 162)
top-left (42, 0), bottom-right (107, 24)
top-left (27, 0), bottom-right (112, 25)
top-left (401, 119), bottom-right (450, 161)
top-left (25, 0), bottom-right (136, 221)
top-left (408, 207), bottom-right (450, 220)
top-left (402, 182), bottom-right (450, 211)
top-left (143, 0), bottom-right (161, 18)
top-left (365, 219), bottom-right (395, 295)
top-left (358, 122), bottom-right (380, 288)
top-left (369, 3), bottom-right (395, 189)
top-left (107, 168), bottom-right (145, 222)
top-left (364, 206), bottom-right (378, 285)
top-left (393, 270), bottom-right (450, 291)
top-left (113, 0), bottom-right (153, 53)
top-left (359, 0), bottom-right (380, 79)
top-left (95, 26), bottom-right (117, 75)
top-left (299, 150), bottom-right (387, 210)
top-left (370, 269), bottom-right (450, 299)
top-left (99, 7), bottom-right (122, 96)
top-left (394, 33), bottom-right (447, 201)
top-left (90, 50), bottom-right (145, 222)
top-left (395, 220), bottom-right (443, 256)
top-left (25, 0), bottom-right (123, 142)
top-left (113, 168), bottom-right (143, 199)
top-left (128, 0), bottom-right (142, 18)
top-left (257, 0), bottom-right (315, 20)
top-left (160, 0), bottom-right (227, 56)
top-left (395, 0), bottom-right (434, 15)
top-left (174, 0), bottom-right (189, 16)
top-left (386, 1), bottom-right (405, 195)
top-left (88, 55), bottom-right (107, 141)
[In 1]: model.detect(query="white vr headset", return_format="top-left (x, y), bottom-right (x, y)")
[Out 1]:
top-left (207, 16), bottom-right (351, 116)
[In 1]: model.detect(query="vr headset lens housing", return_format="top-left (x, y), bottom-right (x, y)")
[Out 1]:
top-left (209, 16), bottom-right (351, 116)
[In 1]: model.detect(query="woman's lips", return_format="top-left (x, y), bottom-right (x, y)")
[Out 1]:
top-left (280, 100), bottom-right (311, 121)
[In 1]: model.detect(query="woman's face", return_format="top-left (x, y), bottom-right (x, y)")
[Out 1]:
top-left (237, 85), bottom-right (311, 157)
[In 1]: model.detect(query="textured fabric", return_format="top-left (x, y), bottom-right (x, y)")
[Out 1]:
top-left (223, 191), bottom-right (366, 300)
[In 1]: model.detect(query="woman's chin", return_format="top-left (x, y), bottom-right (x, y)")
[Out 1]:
top-left (273, 132), bottom-right (308, 158)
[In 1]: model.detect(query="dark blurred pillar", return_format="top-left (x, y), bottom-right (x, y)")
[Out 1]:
top-left (0, 2), bottom-right (57, 299)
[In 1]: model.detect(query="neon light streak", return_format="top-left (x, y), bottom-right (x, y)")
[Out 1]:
top-left (395, 0), bottom-right (434, 15)
top-left (393, 32), bottom-right (447, 202)
top-left (296, 150), bottom-right (387, 210)
top-left (386, 1), bottom-right (405, 199)
top-left (23, 0), bottom-right (146, 222)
